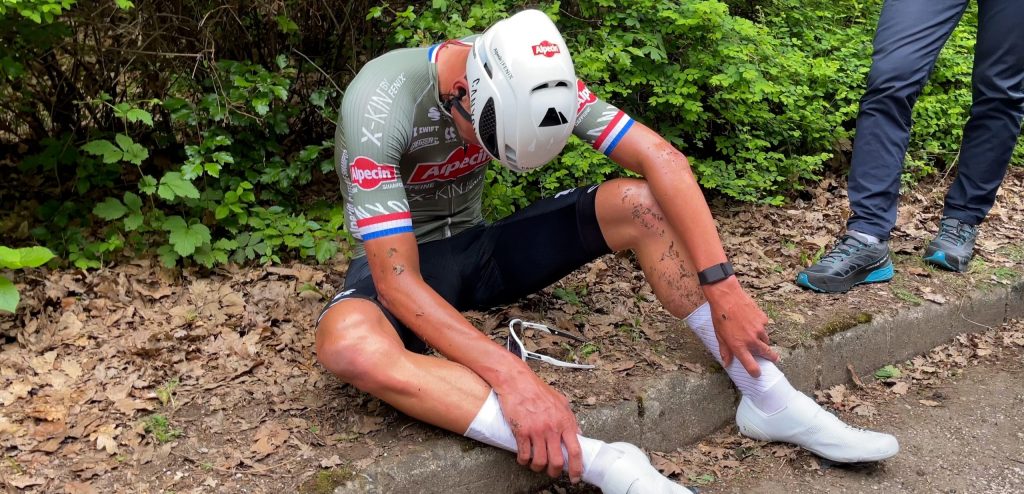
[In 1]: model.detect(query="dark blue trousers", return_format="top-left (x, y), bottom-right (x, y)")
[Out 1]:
top-left (847, 0), bottom-right (1024, 240)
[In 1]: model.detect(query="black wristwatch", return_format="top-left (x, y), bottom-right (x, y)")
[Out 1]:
top-left (697, 261), bottom-right (735, 286)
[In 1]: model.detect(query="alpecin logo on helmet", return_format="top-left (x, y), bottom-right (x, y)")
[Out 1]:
top-left (408, 145), bottom-right (490, 184)
top-left (350, 157), bottom-right (399, 190)
top-left (532, 40), bottom-right (560, 57)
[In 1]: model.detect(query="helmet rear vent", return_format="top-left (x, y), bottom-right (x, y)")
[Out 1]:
top-left (480, 98), bottom-right (499, 158)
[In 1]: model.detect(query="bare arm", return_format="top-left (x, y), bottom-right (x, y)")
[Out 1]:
top-left (608, 122), bottom-right (779, 376)
top-left (363, 233), bottom-right (585, 482)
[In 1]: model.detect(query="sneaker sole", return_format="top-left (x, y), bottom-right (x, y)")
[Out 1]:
top-left (796, 260), bottom-right (894, 293)
top-left (923, 250), bottom-right (969, 272)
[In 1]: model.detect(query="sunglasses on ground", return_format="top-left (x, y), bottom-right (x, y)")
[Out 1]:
top-left (506, 319), bottom-right (595, 370)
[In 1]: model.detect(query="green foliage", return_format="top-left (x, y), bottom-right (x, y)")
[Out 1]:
top-left (0, 245), bottom-right (55, 312)
top-left (874, 364), bottom-right (902, 380)
top-left (0, 0), bottom-right (75, 23)
top-left (2, 0), bottom-right (1016, 270)
top-left (143, 414), bottom-right (181, 444)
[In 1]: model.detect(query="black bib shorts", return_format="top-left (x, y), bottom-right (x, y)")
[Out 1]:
top-left (317, 185), bottom-right (611, 353)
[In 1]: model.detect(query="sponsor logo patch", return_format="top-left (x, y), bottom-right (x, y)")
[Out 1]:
top-left (532, 40), bottom-right (561, 57)
top-left (408, 145), bottom-right (490, 184)
top-left (350, 157), bottom-right (399, 190)
top-left (577, 80), bottom-right (597, 115)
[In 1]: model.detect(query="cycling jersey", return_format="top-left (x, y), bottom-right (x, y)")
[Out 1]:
top-left (335, 40), bottom-right (636, 258)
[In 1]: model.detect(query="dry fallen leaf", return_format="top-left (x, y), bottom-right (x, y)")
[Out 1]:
top-left (921, 292), bottom-right (947, 305)
top-left (251, 421), bottom-right (289, 459)
top-left (918, 399), bottom-right (941, 407)
top-left (8, 476), bottom-right (45, 489)
top-left (890, 381), bottom-right (910, 395)
top-left (64, 481), bottom-right (99, 494)
top-left (320, 455), bottom-right (343, 468)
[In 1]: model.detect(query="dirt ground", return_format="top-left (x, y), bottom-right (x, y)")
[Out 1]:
top-left (544, 319), bottom-right (1024, 494)
top-left (1, 169), bottom-right (1023, 493)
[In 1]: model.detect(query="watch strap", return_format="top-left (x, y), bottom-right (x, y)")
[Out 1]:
top-left (697, 261), bottom-right (735, 286)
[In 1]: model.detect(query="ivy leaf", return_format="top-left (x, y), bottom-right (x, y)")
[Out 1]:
top-left (81, 139), bottom-right (123, 164)
top-left (0, 276), bottom-right (17, 313)
top-left (123, 192), bottom-right (143, 212)
top-left (93, 197), bottom-right (127, 220)
top-left (158, 172), bottom-right (200, 201)
top-left (314, 239), bottom-right (338, 264)
top-left (125, 108), bottom-right (153, 126)
top-left (165, 217), bottom-right (211, 256)
top-left (0, 246), bottom-right (54, 269)
top-left (115, 133), bottom-right (149, 165)
top-left (124, 213), bottom-right (144, 231)
top-left (157, 245), bottom-right (179, 268)
top-left (139, 175), bottom-right (158, 195)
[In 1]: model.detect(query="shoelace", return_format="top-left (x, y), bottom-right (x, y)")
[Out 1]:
top-left (936, 219), bottom-right (977, 246)
top-left (818, 236), bottom-right (866, 266)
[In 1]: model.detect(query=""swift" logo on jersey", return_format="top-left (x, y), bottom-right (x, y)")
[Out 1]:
top-left (350, 157), bottom-right (399, 190)
top-left (407, 145), bottom-right (489, 184)
top-left (532, 41), bottom-right (561, 57)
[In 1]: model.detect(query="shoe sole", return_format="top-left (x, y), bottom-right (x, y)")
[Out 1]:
top-left (796, 259), bottom-right (894, 293)
top-left (738, 421), bottom-right (899, 463)
top-left (923, 249), bottom-right (969, 272)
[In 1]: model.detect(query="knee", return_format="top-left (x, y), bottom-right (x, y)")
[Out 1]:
top-left (315, 302), bottom-right (400, 390)
top-left (621, 180), bottom-right (667, 239)
top-left (863, 57), bottom-right (929, 104)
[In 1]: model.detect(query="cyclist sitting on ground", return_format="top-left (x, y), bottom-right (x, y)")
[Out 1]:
top-left (317, 10), bottom-right (899, 493)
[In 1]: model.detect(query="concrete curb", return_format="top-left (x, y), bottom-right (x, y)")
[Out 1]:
top-left (336, 280), bottom-right (1024, 494)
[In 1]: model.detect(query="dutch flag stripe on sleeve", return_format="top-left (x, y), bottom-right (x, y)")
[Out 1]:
top-left (427, 44), bottom-right (442, 63)
top-left (593, 111), bottom-right (634, 156)
top-left (357, 212), bottom-right (414, 240)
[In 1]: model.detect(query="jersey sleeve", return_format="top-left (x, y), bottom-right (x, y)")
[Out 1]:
top-left (572, 79), bottom-right (636, 157)
top-left (335, 64), bottom-right (415, 241)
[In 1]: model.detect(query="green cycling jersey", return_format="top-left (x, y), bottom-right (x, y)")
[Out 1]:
top-left (335, 40), bottom-right (636, 258)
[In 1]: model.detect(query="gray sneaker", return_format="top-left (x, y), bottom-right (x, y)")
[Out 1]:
top-left (796, 235), bottom-right (894, 293)
top-left (923, 217), bottom-right (978, 272)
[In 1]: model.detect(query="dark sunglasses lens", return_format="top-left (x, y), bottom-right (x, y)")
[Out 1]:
top-left (506, 337), bottom-right (523, 359)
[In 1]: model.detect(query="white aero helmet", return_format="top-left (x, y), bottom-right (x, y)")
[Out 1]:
top-left (466, 9), bottom-right (577, 172)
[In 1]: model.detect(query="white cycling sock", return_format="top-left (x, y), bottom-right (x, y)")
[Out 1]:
top-left (465, 390), bottom-right (623, 486)
top-left (684, 302), bottom-right (794, 414)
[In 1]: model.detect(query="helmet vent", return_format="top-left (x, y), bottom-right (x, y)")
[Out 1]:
top-left (480, 98), bottom-right (499, 158)
top-left (539, 107), bottom-right (569, 127)
top-left (483, 62), bottom-right (493, 79)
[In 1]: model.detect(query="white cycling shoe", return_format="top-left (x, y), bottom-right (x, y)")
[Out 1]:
top-left (735, 392), bottom-right (899, 463)
top-left (600, 442), bottom-right (693, 494)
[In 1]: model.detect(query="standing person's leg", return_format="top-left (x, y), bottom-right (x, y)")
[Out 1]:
top-left (926, 0), bottom-right (1024, 271)
top-left (799, 0), bottom-right (970, 293)
top-left (593, 179), bottom-right (898, 462)
top-left (846, 0), bottom-right (970, 239)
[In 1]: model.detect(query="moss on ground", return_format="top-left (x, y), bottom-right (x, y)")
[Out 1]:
top-left (301, 467), bottom-right (356, 494)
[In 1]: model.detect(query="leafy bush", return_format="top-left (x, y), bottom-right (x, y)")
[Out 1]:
top-left (0, 0), bottom-right (1017, 270)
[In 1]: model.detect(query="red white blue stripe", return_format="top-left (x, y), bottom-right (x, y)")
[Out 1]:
top-left (427, 44), bottom-right (442, 63)
top-left (357, 212), bottom-right (414, 240)
top-left (592, 111), bottom-right (634, 156)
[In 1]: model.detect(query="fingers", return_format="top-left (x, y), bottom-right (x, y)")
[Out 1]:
top-left (529, 432), bottom-right (548, 473)
top-left (545, 433), bottom-right (563, 478)
top-left (757, 329), bottom-right (771, 346)
top-left (757, 340), bottom-right (780, 363)
top-left (514, 427), bottom-right (531, 466)
top-left (562, 431), bottom-right (584, 483)
top-left (736, 348), bottom-right (762, 378)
